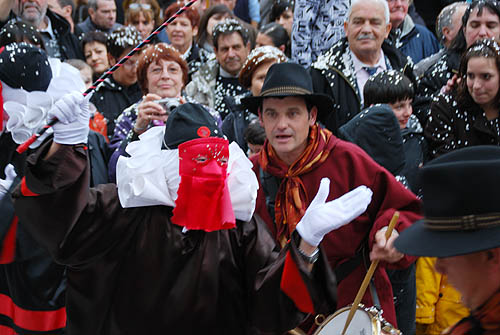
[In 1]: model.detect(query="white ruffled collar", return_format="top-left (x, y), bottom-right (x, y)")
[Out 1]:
top-left (116, 126), bottom-right (259, 222)
top-left (2, 58), bottom-right (86, 147)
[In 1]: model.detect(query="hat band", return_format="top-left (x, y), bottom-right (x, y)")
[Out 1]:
top-left (425, 213), bottom-right (500, 231)
top-left (260, 86), bottom-right (312, 97)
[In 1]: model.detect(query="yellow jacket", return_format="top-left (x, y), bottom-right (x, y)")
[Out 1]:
top-left (415, 257), bottom-right (469, 335)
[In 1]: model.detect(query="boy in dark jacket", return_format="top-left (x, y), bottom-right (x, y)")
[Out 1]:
top-left (363, 70), bottom-right (428, 196)
top-left (354, 69), bottom-right (428, 335)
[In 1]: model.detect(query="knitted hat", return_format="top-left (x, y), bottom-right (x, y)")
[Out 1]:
top-left (162, 103), bottom-right (222, 149)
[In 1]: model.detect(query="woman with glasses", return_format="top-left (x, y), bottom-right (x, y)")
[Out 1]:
top-left (107, 43), bottom-right (220, 182)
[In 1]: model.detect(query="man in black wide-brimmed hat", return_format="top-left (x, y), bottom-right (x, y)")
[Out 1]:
top-left (242, 62), bottom-right (422, 331)
top-left (395, 145), bottom-right (500, 335)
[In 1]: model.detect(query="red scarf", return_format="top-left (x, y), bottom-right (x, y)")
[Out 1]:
top-left (446, 288), bottom-right (500, 335)
top-left (259, 124), bottom-right (335, 242)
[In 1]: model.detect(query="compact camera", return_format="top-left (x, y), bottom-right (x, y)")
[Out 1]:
top-left (152, 98), bottom-right (181, 126)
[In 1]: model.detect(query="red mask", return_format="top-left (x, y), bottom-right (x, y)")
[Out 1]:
top-left (172, 137), bottom-right (236, 231)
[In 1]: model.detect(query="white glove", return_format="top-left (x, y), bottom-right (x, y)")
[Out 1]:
top-left (296, 178), bottom-right (373, 247)
top-left (0, 164), bottom-right (17, 198)
top-left (48, 91), bottom-right (90, 145)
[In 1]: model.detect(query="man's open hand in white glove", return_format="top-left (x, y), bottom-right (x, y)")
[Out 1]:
top-left (296, 178), bottom-right (373, 251)
top-left (48, 91), bottom-right (90, 145)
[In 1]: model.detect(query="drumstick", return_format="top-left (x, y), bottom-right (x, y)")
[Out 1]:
top-left (340, 211), bottom-right (400, 335)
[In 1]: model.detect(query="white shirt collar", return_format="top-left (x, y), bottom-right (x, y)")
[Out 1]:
top-left (351, 49), bottom-right (387, 74)
top-left (39, 16), bottom-right (56, 40)
top-left (181, 45), bottom-right (192, 60)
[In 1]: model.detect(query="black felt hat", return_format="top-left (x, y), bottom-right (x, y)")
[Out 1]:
top-left (395, 145), bottom-right (500, 257)
top-left (241, 62), bottom-right (334, 120)
top-left (162, 103), bottom-right (222, 149)
top-left (0, 43), bottom-right (52, 92)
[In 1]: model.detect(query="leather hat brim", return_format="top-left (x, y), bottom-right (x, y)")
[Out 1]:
top-left (394, 220), bottom-right (500, 257)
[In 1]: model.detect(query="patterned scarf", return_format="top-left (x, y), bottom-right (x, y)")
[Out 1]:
top-left (259, 124), bottom-right (335, 244)
top-left (446, 288), bottom-right (500, 335)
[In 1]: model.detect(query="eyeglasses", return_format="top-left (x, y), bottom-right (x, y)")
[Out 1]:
top-left (128, 3), bottom-right (152, 10)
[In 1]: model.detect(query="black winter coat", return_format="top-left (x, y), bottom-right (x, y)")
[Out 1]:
top-left (221, 92), bottom-right (257, 153)
top-left (44, 10), bottom-right (84, 60)
top-left (310, 38), bottom-right (414, 135)
top-left (413, 49), bottom-right (460, 127)
top-left (425, 91), bottom-right (500, 159)
top-left (338, 104), bottom-right (407, 176)
top-left (400, 115), bottom-right (428, 196)
top-left (90, 77), bottom-right (142, 139)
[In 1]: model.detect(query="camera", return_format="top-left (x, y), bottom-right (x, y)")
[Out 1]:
top-left (152, 98), bottom-right (181, 126)
top-left (156, 97), bottom-right (181, 114)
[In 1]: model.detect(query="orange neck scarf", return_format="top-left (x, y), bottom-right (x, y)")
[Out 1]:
top-left (259, 124), bottom-right (335, 242)
top-left (447, 288), bottom-right (500, 335)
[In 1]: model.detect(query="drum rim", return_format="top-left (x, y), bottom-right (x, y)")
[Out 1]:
top-left (312, 304), bottom-right (380, 335)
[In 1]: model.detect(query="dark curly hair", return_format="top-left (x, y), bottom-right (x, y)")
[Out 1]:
top-left (212, 18), bottom-right (249, 50)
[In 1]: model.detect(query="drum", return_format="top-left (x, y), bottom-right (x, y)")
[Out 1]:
top-left (313, 304), bottom-right (401, 335)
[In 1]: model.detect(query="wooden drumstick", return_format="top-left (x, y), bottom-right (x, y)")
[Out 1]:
top-left (340, 211), bottom-right (400, 335)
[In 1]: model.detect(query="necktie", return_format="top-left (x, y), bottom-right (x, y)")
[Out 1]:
top-left (363, 66), bottom-right (378, 76)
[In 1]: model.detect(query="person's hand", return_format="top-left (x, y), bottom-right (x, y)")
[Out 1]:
top-left (135, 93), bottom-right (169, 135)
top-left (48, 91), bottom-right (90, 145)
top-left (369, 226), bottom-right (404, 263)
top-left (0, 164), bottom-right (17, 197)
top-left (296, 178), bottom-right (373, 247)
top-left (440, 74), bottom-right (461, 94)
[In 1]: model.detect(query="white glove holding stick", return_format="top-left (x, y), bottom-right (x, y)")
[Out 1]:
top-left (296, 178), bottom-right (373, 247)
top-left (48, 91), bottom-right (91, 145)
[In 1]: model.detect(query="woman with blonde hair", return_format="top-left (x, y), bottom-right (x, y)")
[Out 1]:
top-left (125, 3), bottom-right (156, 39)
top-left (122, 0), bottom-right (162, 26)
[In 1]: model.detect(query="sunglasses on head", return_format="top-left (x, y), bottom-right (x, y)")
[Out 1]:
top-left (128, 3), bottom-right (152, 10)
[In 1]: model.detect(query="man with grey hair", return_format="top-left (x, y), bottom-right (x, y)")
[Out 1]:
top-left (414, 2), bottom-right (467, 77)
top-left (309, 0), bottom-right (414, 135)
top-left (77, 0), bottom-right (121, 34)
top-left (0, 0), bottom-right (83, 60)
